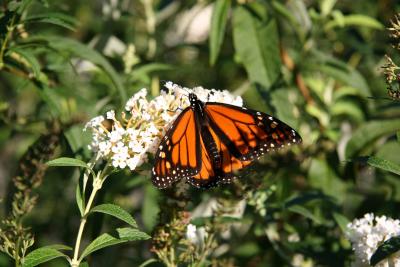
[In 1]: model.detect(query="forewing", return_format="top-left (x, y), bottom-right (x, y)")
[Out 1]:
top-left (152, 108), bottom-right (201, 189)
top-left (205, 103), bottom-right (301, 161)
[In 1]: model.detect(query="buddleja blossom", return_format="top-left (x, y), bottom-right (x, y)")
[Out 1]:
top-left (84, 82), bottom-right (242, 171)
top-left (346, 213), bottom-right (400, 267)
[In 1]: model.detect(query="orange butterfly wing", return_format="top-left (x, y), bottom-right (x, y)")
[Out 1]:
top-left (188, 125), bottom-right (252, 188)
top-left (152, 99), bottom-right (301, 189)
top-left (152, 108), bottom-right (201, 188)
top-left (204, 103), bottom-right (301, 162)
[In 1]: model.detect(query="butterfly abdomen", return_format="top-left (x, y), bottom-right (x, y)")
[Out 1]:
top-left (200, 125), bottom-right (221, 169)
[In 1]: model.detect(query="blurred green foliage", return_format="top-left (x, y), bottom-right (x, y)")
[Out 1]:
top-left (1, 0), bottom-right (400, 266)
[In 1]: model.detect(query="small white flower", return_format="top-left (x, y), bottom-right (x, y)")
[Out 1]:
top-left (84, 115), bottom-right (104, 131)
top-left (106, 110), bottom-right (116, 120)
top-left (127, 156), bottom-right (140, 170)
top-left (125, 88), bottom-right (147, 111)
top-left (98, 141), bottom-right (111, 156)
top-left (346, 213), bottom-right (400, 267)
top-left (186, 224), bottom-right (198, 243)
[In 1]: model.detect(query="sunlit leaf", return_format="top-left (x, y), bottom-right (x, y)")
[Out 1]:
top-left (46, 157), bottom-right (88, 168)
top-left (332, 212), bottom-right (350, 233)
top-left (233, 5), bottom-right (281, 89)
top-left (209, 0), bottom-right (231, 65)
top-left (354, 156), bottom-right (400, 176)
top-left (326, 14), bottom-right (384, 30)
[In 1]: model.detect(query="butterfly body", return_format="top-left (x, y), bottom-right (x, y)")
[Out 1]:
top-left (152, 92), bottom-right (301, 189)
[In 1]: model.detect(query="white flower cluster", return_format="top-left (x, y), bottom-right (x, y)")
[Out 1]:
top-left (346, 213), bottom-right (400, 267)
top-left (84, 82), bottom-right (242, 171)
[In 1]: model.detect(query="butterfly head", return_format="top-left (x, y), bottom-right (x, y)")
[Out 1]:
top-left (189, 93), bottom-right (200, 107)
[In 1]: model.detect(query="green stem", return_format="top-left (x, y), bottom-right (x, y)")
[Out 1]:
top-left (70, 164), bottom-right (110, 267)
top-left (0, 14), bottom-right (16, 69)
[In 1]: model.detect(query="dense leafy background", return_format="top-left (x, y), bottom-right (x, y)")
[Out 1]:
top-left (1, 0), bottom-right (400, 266)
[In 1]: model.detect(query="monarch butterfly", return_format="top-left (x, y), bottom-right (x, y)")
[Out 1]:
top-left (152, 92), bottom-right (301, 189)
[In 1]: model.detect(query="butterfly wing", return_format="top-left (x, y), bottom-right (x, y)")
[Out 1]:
top-left (152, 108), bottom-right (201, 189)
top-left (204, 103), bottom-right (301, 161)
top-left (187, 124), bottom-right (252, 189)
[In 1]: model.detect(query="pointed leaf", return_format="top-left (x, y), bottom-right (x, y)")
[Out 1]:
top-left (117, 227), bottom-right (151, 240)
top-left (43, 244), bottom-right (72, 251)
top-left (209, 0), bottom-right (231, 65)
top-left (354, 156), bottom-right (400, 176)
top-left (23, 12), bottom-right (78, 31)
top-left (79, 228), bottom-right (150, 260)
top-left (91, 204), bottom-right (137, 227)
top-left (46, 157), bottom-right (88, 168)
top-left (233, 6), bottom-right (281, 89)
top-left (76, 182), bottom-right (84, 216)
top-left (326, 14), bottom-right (384, 30)
top-left (370, 236), bottom-right (400, 266)
top-left (7, 47), bottom-right (41, 78)
top-left (22, 35), bottom-right (126, 103)
top-left (23, 248), bottom-right (67, 267)
top-left (345, 119), bottom-right (400, 158)
top-left (287, 205), bottom-right (322, 224)
top-left (332, 212), bottom-right (350, 233)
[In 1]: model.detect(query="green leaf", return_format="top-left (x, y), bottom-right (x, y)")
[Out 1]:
top-left (320, 0), bottom-right (337, 16)
top-left (233, 6), bottom-right (281, 89)
top-left (308, 158), bottom-right (347, 202)
top-left (370, 236), bottom-right (400, 266)
top-left (325, 14), bottom-right (384, 30)
top-left (333, 86), bottom-right (365, 101)
top-left (308, 50), bottom-right (370, 96)
top-left (355, 156), bottom-right (400, 176)
top-left (7, 47), bottom-right (41, 78)
top-left (332, 212), bottom-right (350, 233)
top-left (37, 85), bottom-right (62, 116)
top-left (23, 12), bottom-right (78, 31)
top-left (287, 205), bottom-right (322, 224)
top-left (43, 244), bottom-right (72, 251)
top-left (46, 157), bottom-right (88, 168)
top-left (345, 119), bottom-right (400, 158)
top-left (331, 99), bottom-right (364, 122)
top-left (22, 35), bottom-right (126, 103)
top-left (23, 248), bottom-right (67, 267)
top-left (79, 228), bottom-right (150, 260)
top-left (117, 227), bottom-right (150, 240)
top-left (76, 182), bottom-right (84, 216)
top-left (64, 125), bottom-right (91, 153)
top-left (284, 192), bottom-right (334, 208)
top-left (142, 185), bottom-right (160, 231)
top-left (209, 0), bottom-right (231, 65)
top-left (129, 63), bottom-right (173, 83)
top-left (91, 204), bottom-right (138, 228)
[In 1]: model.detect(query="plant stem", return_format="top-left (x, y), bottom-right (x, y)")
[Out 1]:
top-left (0, 14), bottom-right (16, 69)
top-left (70, 174), bottom-right (103, 267)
